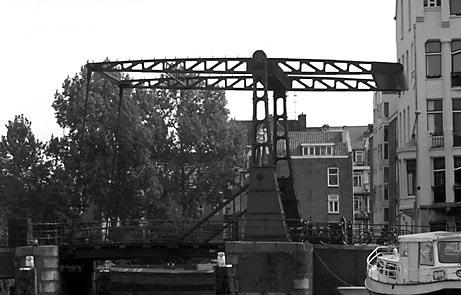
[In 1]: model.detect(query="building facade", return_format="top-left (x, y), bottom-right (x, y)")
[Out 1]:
top-left (347, 126), bottom-right (373, 225)
top-left (373, 0), bottom-right (461, 229)
top-left (287, 126), bottom-right (354, 223)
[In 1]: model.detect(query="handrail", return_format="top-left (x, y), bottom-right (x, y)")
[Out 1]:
top-left (367, 246), bottom-right (396, 269)
top-left (175, 184), bottom-right (249, 243)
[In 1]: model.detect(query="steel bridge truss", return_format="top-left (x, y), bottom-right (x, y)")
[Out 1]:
top-left (87, 56), bottom-right (406, 92)
top-left (86, 50), bottom-right (406, 242)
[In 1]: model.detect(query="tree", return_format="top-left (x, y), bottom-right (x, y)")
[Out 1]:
top-left (52, 69), bottom-right (172, 220)
top-left (51, 66), bottom-right (246, 221)
top-left (0, 115), bottom-right (62, 221)
top-left (159, 88), bottom-right (247, 218)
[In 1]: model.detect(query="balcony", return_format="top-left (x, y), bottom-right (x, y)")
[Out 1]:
top-left (431, 133), bottom-right (444, 148)
top-left (432, 186), bottom-right (446, 203)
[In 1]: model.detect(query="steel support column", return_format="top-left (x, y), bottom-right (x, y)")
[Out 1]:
top-left (272, 90), bottom-right (301, 227)
top-left (243, 51), bottom-right (289, 241)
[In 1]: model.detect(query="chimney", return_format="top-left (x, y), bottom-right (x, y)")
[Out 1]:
top-left (298, 114), bottom-right (306, 130)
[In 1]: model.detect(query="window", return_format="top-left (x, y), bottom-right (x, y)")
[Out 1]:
top-left (453, 99), bottom-right (461, 146)
top-left (427, 99), bottom-right (443, 134)
top-left (438, 241), bottom-right (461, 263)
top-left (452, 40), bottom-right (461, 87)
top-left (197, 203), bottom-right (205, 216)
top-left (328, 168), bottom-right (339, 186)
top-left (302, 145), bottom-right (333, 156)
top-left (407, 159), bottom-right (416, 196)
top-left (223, 205), bottom-right (232, 215)
top-left (455, 157), bottom-right (461, 202)
top-left (384, 102), bottom-right (389, 117)
top-left (450, 0), bottom-right (461, 15)
top-left (420, 242), bottom-right (434, 266)
top-left (353, 196), bottom-right (360, 211)
top-left (355, 150), bottom-right (364, 164)
top-left (424, 0), bottom-right (441, 7)
top-left (384, 125), bottom-right (389, 160)
top-left (426, 41), bottom-right (441, 78)
top-left (433, 158), bottom-right (446, 203)
top-left (384, 167), bottom-right (389, 200)
top-left (384, 208), bottom-right (389, 223)
top-left (328, 195), bottom-right (339, 214)
top-left (354, 172), bottom-right (362, 187)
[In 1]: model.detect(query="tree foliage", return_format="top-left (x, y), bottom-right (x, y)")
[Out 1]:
top-left (0, 115), bottom-right (65, 221)
top-left (0, 66), bottom-right (246, 223)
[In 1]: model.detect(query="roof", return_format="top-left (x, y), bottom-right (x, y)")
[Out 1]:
top-left (399, 231), bottom-right (461, 242)
top-left (283, 130), bottom-right (349, 156)
top-left (290, 130), bottom-right (343, 144)
top-left (344, 126), bottom-right (371, 150)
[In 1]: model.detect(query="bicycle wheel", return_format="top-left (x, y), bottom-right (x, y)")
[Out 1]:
top-left (318, 229), bottom-right (330, 245)
top-left (360, 231), bottom-right (372, 245)
top-left (340, 231), bottom-right (346, 245)
top-left (387, 233), bottom-right (398, 245)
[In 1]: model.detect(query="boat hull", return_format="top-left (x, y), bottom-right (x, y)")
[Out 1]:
top-left (365, 277), bottom-right (461, 295)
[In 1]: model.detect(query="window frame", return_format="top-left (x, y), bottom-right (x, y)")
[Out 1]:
top-left (452, 40), bottom-right (461, 73)
top-left (328, 194), bottom-right (340, 214)
top-left (424, 0), bottom-right (441, 7)
top-left (407, 159), bottom-right (417, 196)
top-left (426, 40), bottom-right (442, 78)
top-left (302, 145), bottom-right (333, 156)
top-left (427, 99), bottom-right (443, 134)
top-left (453, 98), bottom-right (461, 146)
top-left (328, 167), bottom-right (339, 187)
top-left (353, 171), bottom-right (362, 187)
top-left (419, 242), bottom-right (435, 266)
top-left (450, 0), bottom-right (461, 15)
top-left (355, 150), bottom-right (364, 164)
top-left (433, 157), bottom-right (446, 203)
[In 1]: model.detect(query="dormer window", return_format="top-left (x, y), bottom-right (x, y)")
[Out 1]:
top-left (301, 144), bottom-right (334, 156)
top-left (424, 0), bottom-right (441, 7)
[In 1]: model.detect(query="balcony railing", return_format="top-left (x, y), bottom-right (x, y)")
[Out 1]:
top-left (431, 133), bottom-right (444, 148)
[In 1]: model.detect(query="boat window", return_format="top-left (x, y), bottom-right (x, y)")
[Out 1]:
top-left (438, 241), bottom-right (461, 263)
top-left (419, 242), bottom-right (434, 266)
top-left (399, 242), bottom-right (408, 257)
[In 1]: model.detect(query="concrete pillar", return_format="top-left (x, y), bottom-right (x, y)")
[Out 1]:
top-left (442, 39), bottom-right (454, 203)
top-left (15, 246), bottom-right (59, 295)
top-left (225, 241), bottom-right (312, 295)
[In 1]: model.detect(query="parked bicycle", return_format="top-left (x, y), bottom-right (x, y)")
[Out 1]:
top-left (317, 218), bottom-right (347, 245)
top-left (359, 226), bottom-right (398, 246)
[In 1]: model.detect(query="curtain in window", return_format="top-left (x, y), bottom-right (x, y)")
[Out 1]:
top-left (450, 0), bottom-right (461, 15)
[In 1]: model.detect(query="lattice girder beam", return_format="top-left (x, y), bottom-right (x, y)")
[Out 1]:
top-left (119, 75), bottom-right (396, 92)
top-left (87, 57), bottom-right (403, 77)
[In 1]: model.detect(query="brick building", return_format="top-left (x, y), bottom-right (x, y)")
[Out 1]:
top-left (285, 125), bottom-right (354, 223)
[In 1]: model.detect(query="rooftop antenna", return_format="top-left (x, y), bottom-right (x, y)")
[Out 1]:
top-left (293, 93), bottom-right (298, 118)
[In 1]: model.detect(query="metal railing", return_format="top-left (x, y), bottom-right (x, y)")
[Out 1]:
top-left (431, 133), bottom-right (444, 148)
top-left (8, 218), bottom-right (450, 247)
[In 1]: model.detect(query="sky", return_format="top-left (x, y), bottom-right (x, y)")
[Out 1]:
top-left (0, 0), bottom-right (397, 141)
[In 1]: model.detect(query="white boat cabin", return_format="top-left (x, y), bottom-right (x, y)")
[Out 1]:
top-left (367, 231), bottom-right (461, 285)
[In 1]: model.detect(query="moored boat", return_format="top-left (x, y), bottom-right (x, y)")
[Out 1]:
top-left (365, 231), bottom-right (461, 295)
